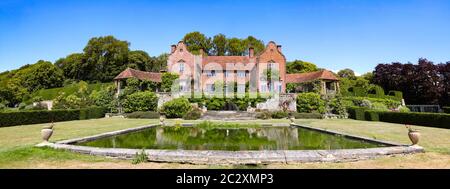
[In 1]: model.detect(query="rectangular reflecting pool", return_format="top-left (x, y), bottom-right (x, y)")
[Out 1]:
top-left (78, 126), bottom-right (388, 151)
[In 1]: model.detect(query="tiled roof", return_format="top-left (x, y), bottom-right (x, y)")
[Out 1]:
top-left (203, 56), bottom-right (252, 70)
top-left (285, 70), bottom-right (339, 83)
top-left (114, 68), bottom-right (162, 82)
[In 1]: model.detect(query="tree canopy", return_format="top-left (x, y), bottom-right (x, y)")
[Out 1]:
top-left (83, 36), bottom-right (130, 82)
top-left (182, 31), bottom-right (265, 56)
top-left (337, 68), bottom-right (356, 79)
top-left (373, 58), bottom-right (449, 105)
top-left (286, 60), bottom-right (319, 74)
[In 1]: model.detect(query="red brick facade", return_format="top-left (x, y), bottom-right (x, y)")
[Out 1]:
top-left (167, 41), bottom-right (287, 93)
top-left (115, 41), bottom-right (339, 95)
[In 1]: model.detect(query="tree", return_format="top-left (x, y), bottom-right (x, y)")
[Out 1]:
top-left (438, 62), bottom-right (450, 106)
top-left (19, 60), bottom-right (64, 92)
top-left (147, 53), bottom-right (169, 72)
top-left (55, 53), bottom-right (85, 80)
top-left (227, 38), bottom-right (245, 56)
top-left (83, 36), bottom-right (130, 82)
top-left (243, 36), bottom-right (265, 55)
top-left (0, 78), bottom-right (28, 106)
top-left (286, 60), bottom-right (319, 74)
top-left (337, 68), bottom-right (356, 79)
top-left (182, 32), bottom-right (212, 55)
top-left (373, 58), bottom-right (446, 105)
top-left (128, 50), bottom-right (151, 71)
top-left (361, 72), bottom-right (374, 83)
top-left (161, 72), bottom-right (179, 92)
top-left (212, 34), bottom-right (228, 56)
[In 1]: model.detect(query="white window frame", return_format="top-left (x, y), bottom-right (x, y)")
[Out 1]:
top-left (237, 71), bottom-right (245, 78)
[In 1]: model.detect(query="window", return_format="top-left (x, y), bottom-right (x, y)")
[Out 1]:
top-left (179, 63), bottom-right (184, 73)
top-left (260, 84), bottom-right (266, 92)
top-left (238, 84), bottom-right (245, 93)
top-left (207, 70), bottom-right (216, 77)
top-left (237, 71), bottom-right (245, 78)
top-left (206, 84), bottom-right (215, 92)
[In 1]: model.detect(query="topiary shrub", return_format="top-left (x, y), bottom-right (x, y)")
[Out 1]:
top-left (183, 108), bottom-right (203, 120)
top-left (160, 97), bottom-right (192, 118)
top-left (347, 106), bottom-right (367, 120)
top-left (126, 111), bottom-right (160, 119)
top-left (122, 91), bottom-right (158, 113)
top-left (296, 92), bottom-right (325, 113)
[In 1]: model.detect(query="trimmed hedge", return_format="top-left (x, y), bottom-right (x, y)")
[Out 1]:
top-left (347, 107), bottom-right (450, 129)
top-left (125, 111), bottom-right (160, 119)
top-left (347, 106), bottom-right (367, 120)
top-left (292, 112), bottom-right (323, 119)
top-left (0, 107), bottom-right (106, 127)
top-left (377, 112), bottom-right (450, 129)
top-left (364, 110), bottom-right (380, 121)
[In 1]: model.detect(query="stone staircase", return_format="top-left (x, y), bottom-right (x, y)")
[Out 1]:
top-left (200, 111), bottom-right (257, 121)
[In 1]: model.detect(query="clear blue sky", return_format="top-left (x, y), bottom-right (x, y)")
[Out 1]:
top-left (1, 0), bottom-right (450, 74)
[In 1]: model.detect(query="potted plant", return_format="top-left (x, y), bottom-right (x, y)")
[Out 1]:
top-left (406, 124), bottom-right (420, 145)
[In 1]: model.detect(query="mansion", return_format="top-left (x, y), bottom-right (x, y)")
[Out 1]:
top-left (115, 41), bottom-right (339, 95)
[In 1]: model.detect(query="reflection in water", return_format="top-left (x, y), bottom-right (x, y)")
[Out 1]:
top-left (79, 127), bottom-right (386, 151)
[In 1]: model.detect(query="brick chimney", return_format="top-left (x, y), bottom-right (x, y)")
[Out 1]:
top-left (199, 48), bottom-right (204, 55)
top-left (249, 47), bottom-right (254, 58)
top-left (277, 45), bottom-right (282, 52)
top-left (171, 45), bottom-right (176, 53)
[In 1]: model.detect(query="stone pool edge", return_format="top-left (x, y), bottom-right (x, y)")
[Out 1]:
top-left (37, 123), bottom-right (424, 165)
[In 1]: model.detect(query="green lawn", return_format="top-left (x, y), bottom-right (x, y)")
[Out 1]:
top-left (0, 118), bottom-right (449, 168)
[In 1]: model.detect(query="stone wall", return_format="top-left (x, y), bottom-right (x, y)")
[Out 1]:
top-left (157, 93), bottom-right (175, 109)
top-left (256, 94), bottom-right (296, 112)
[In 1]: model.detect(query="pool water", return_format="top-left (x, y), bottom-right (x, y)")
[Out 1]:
top-left (78, 126), bottom-right (387, 151)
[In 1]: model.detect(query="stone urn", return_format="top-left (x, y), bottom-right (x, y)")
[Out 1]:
top-left (41, 123), bottom-right (54, 142)
top-left (159, 115), bottom-right (166, 126)
top-left (406, 125), bottom-right (420, 145)
top-left (408, 130), bottom-right (420, 145)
